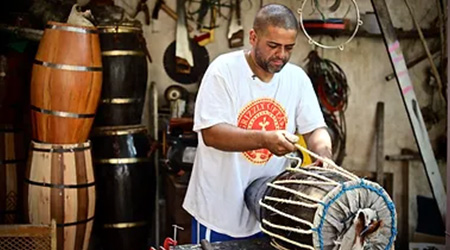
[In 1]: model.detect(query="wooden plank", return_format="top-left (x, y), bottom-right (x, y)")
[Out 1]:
top-left (74, 150), bottom-right (87, 250)
top-left (63, 151), bottom-right (76, 250)
top-left (370, 0), bottom-right (446, 223)
top-left (51, 150), bottom-right (64, 250)
top-left (376, 102), bottom-right (384, 185)
top-left (0, 224), bottom-right (52, 236)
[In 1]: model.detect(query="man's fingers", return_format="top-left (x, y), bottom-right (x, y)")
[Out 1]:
top-left (281, 131), bottom-right (299, 144)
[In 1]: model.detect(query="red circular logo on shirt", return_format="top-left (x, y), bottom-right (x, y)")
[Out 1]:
top-left (237, 98), bottom-right (287, 164)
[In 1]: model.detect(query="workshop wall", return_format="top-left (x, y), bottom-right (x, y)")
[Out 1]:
top-left (134, 0), bottom-right (446, 247)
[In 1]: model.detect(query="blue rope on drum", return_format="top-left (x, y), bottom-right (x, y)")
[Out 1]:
top-left (315, 179), bottom-right (397, 250)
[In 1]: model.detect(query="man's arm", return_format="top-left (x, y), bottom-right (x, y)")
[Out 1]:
top-left (201, 123), bottom-right (297, 156)
top-left (303, 127), bottom-right (332, 159)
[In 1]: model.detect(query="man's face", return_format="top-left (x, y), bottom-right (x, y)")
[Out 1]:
top-left (250, 26), bottom-right (297, 74)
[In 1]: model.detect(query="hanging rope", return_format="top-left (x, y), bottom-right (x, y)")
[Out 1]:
top-left (305, 50), bottom-right (348, 164)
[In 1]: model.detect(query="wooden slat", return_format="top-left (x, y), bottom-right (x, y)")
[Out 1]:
top-left (0, 224), bottom-right (52, 236)
top-left (50, 150), bottom-right (64, 250)
top-left (74, 150), bottom-right (87, 250)
top-left (63, 151), bottom-right (76, 250)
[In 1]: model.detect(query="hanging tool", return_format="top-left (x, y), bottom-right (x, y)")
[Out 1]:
top-left (152, 0), bottom-right (194, 32)
top-left (175, 0), bottom-right (194, 74)
top-left (227, 0), bottom-right (243, 48)
top-left (128, 0), bottom-right (150, 24)
top-left (194, 6), bottom-right (217, 46)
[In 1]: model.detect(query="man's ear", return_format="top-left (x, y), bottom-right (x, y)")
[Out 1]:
top-left (249, 29), bottom-right (257, 46)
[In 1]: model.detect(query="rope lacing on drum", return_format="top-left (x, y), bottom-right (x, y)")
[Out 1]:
top-left (259, 145), bottom-right (396, 250)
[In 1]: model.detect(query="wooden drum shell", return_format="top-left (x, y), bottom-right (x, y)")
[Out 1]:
top-left (94, 25), bottom-right (148, 126)
top-left (91, 125), bottom-right (155, 250)
top-left (24, 141), bottom-right (96, 250)
top-left (30, 21), bottom-right (102, 144)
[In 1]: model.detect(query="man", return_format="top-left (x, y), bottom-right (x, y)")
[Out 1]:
top-left (183, 3), bottom-right (332, 244)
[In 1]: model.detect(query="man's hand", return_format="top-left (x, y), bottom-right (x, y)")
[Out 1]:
top-left (303, 127), bottom-right (333, 167)
top-left (263, 130), bottom-right (298, 156)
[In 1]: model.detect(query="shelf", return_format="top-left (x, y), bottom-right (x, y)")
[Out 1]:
top-left (305, 28), bottom-right (440, 39)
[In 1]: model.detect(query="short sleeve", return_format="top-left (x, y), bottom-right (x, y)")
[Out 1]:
top-left (193, 61), bottom-right (235, 132)
top-left (295, 75), bottom-right (327, 134)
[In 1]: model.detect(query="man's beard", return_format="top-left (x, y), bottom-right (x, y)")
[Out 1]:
top-left (254, 47), bottom-right (289, 74)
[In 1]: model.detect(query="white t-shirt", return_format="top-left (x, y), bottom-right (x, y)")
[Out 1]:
top-left (182, 50), bottom-right (326, 237)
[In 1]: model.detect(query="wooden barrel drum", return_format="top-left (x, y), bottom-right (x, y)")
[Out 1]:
top-left (24, 141), bottom-right (95, 250)
top-left (91, 125), bottom-right (155, 250)
top-left (30, 21), bottom-right (102, 144)
top-left (0, 126), bottom-right (26, 223)
top-left (95, 24), bottom-right (148, 126)
top-left (245, 160), bottom-right (397, 250)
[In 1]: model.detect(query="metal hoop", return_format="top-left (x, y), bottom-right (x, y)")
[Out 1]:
top-left (298, 0), bottom-right (363, 50)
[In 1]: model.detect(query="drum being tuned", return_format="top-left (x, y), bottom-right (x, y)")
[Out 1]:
top-left (245, 147), bottom-right (397, 250)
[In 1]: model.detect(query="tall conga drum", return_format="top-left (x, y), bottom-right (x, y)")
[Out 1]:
top-left (30, 21), bottom-right (102, 144)
top-left (24, 141), bottom-right (96, 250)
top-left (94, 23), bottom-right (148, 126)
top-left (0, 125), bottom-right (26, 223)
top-left (245, 158), bottom-right (397, 250)
top-left (91, 125), bottom-right (155, 250)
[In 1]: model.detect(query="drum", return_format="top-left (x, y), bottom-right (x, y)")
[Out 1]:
top-left (30, 21), bottom-right (102, 144)
top-left (90, 125), bottom-right (156, 250)
top-left (245, 154), bottom-right (397, 250)
top-left (94, 24), bottom-right (148, 126)
top-left (0, 126), bottom-right (27, 223)
top-left (24, 141), bottom-right (96, 250)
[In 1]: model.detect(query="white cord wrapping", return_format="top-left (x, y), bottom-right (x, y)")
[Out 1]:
top-left (259, 144), bottom-right (360, 249)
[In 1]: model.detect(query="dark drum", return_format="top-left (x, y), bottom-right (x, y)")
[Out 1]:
top-left (90, 125), bottom-right (155, 250)
top-left (95, 24), bottom-right (148, 126)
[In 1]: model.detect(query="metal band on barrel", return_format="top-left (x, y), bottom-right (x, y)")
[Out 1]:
top-left (57, 216), bottom-right (95, 227)
top-left (31, 145), bottom-right (91, 153)
top-left (0, 159), bottom-right (25, 164)
top-left (45, 24), bottom-right (98, 34)
top-left (97, 27), bottom-right (142, 33)
top-left (24, 178), bottom-right (95, 189)
top-left (101, 98), bottom-right (142, 104)
top-left (102, 221), bottom-right (148, 228)
top-left (94, 158), bottom-right (150, 164)
top-left (31, 105), bottom-right (95, 119)
top-left (101, 50), bottom-right (145, 56)
top-left (91, 126), bottom-right (147, 136)
top-left (33, 59), bottom-right (102, 72)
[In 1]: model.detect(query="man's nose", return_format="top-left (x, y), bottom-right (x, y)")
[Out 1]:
top-left (276, 47), bottom-right (287, 58)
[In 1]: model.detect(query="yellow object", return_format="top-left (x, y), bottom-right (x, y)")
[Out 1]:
top-left (297, 134), bottom-right (312, 166)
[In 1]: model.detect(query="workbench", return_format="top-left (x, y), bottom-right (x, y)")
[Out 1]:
top-left (173, 237), bottom-right (273, 250)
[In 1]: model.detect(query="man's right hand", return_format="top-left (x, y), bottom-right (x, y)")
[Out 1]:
top-left (263, 130), bottom-right (298, 156)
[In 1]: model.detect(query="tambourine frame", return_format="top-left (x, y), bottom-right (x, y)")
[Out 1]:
top-left (297, 0), bottom-right (363, 50)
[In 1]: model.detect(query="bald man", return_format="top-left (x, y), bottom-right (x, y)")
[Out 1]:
top-left (183, 4), bottom-right (332, 243)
